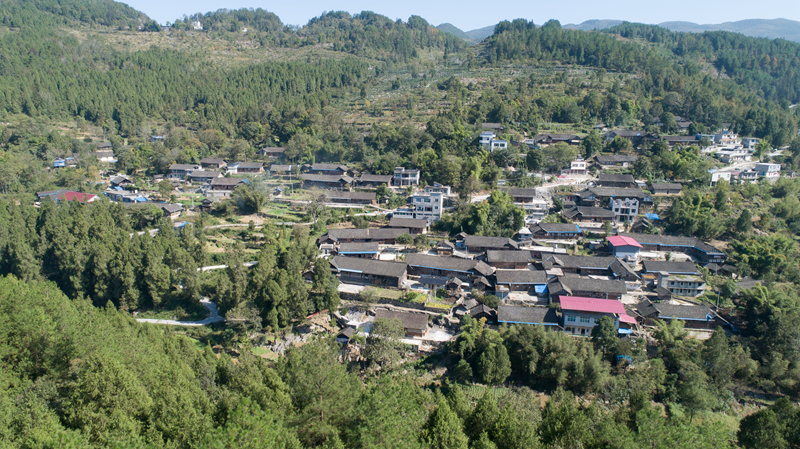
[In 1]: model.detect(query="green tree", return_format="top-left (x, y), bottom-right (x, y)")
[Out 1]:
top-left (736, 209), bottom-right (752, 233)
top-left (364, 318), bottom-right (405, 370)
top-left (581, 130), bottom-right (602, 158)
top-left (590, 316), bottom-right (619, 357)
top-left (420, 401), bottom-right (469, 449)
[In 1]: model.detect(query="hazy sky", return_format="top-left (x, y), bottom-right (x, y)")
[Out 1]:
top-left (123, 0), bottom-right (799, 30)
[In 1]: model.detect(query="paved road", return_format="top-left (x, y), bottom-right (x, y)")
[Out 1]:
top-left (136, 298), bottom-right (224, 326)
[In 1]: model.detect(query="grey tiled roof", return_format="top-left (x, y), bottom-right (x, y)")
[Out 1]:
top-left (498, 305), bottom-right (559, 325)
top-left (495, 269), bottom-right (548, 284)
top-left (464, 235), bottom-right (519, 250)
top-left (388, 217), bottom-right (429, 229)
top-left (331, 256), bottom-right (407, 278)
top-left (598, 173), bottom-right (635, 183)
top-left (551, 276), bottom-right (627, 294)
top-left (375, 309), bottom-right (428, 330)
top-left (543, 255), bottom-right (616, 270)
top-left (324, 191), bottom-right (376, 201)
top-left (618, 232), bottom-right (724, 255)
top-left (338, 242), bottom-right (380, 254)
top-left (325, 228), bottom-right (409, 241)
top-left (406, 254), bottom-right (494, 275)
top-left (486, 250), bottom-right (534, 264)
top-left (642, 260), bottom-right (699, 274)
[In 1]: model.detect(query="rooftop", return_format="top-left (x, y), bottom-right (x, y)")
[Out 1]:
top-left (374, 309), bottom-right (429, 331)
top-left (643, 260), bottom-right (699, 275)
top-left (606, 235), bottom-right (642, 248)
top-left (495, 269), bottom-right (548, 284)
top-left (331, 256), bottom-right (407, 278)
top-left (497, 305), bottom-right (560, 325)
top-left (388, 217), bottom-right (429, 229)
top-left (486, 250), bottom-right (534, 264)
top-left (559, 296), bottom-right (626, 314)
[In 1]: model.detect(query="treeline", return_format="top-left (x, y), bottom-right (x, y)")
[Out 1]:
top-left (0, 199), bottom-right (205, 311)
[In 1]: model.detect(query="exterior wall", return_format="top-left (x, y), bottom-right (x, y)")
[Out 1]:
top-left (562, 311), bottom-right (619, 335)
top-left (338, 271), bottom-right (404, 288)
top-left (610, 198), bottom-right (639, 222)
top-left (406, 265), bottom-right (471, 279)
top-left (337, 252), bottom-right (378, 259)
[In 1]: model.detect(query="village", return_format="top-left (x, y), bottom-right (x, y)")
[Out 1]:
top-left (34, 121), bottom-right (785, 357)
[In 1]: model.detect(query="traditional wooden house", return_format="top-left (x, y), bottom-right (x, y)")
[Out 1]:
top-left (485, 250), bottom-right (534, 269)
top-left (301, 174), bottom-right (354, 190)
top-left (374, 309), bottom-right (428, 337)
top-left (387, 217), bottom-right (429, 234)
top-left (548, 277), bottom-right (628, 302)
top-left (330, 256), bottom-right (408, 289)
top-left (319, 228), bottom-right (410, 245)
top-left (597, 173), bottom-right (637, 188)
top-left (405, 254), bottom-right (494, 279)
top-left (324, 191), bottom-right (376, 205)
top-left (497, 305), bottom-right (560, 329)
top-left (529, 223), bottom-right (582, 240)
top-left (335, 242), bottom-right (380, 259)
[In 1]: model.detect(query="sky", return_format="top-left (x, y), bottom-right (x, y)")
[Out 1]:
top-left (122, 0), bottom-right (800, 30)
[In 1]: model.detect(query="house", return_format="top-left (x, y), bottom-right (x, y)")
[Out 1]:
top-left (479, 132), bottom-right (496, 147)
top-left (109, 175), bottom-right (133, 188)
top-left (308, 163), bottom-right (350, 176)
top-left (603, 130), bottom-right (659, 147)
top-left (200, 198), bottom-right (217, 212)
top-left (642, 260), bottom-right (699, 276)
top-left (168, 164), bottom-right (201, 179)
top-left (560, 296), bottom-right (635, 336)
top-left (487, 139), bottom-right (508, 152)
top-left (741, 137), bottom-right (760, 149)
top-left (93, 150), bottom-right (116, 163)
top-left (209, 177), bottom-right (247, 197)
top-left (635, 299), bottom-right (720, 329)
top-left (661, 135), bottom-right (698, 148)
top-left (709, 170), bottom-right (732, 187)
top-left (469, 304), bottom-right (495, 322)
top-left (393, 167), bottom-right (420, 186)
top-left (191, 20), bottom-right (203, 30)
top-left (424, 183), bottom-right (451, 196)
top-left (497, 305), bottom-right (560, 328)
top-left (437, 240), bottom-right (456, 256)
top-left (357, 174), bottom-right (393, 188)
top-left (330, 256), bottom-right (408, 289)
top-left (704, 263), bottom-right (738, 278)
top-left (229, 162), bottom-right (264, 174)
top-left (319, 228), bottom-right (410, 245)
top-left (656, 272), bottom-right (705, 297)
top-left (336, 327), bottom-right (356, 344)
top-left (541, 255), bottom-right (618, 277)
top-left (257, 147), bottom-right (286, 159)
top-left (754, 163), bottom-right (781, 181)
top-left (393, 192), bottom-right (444, 222)
top-left (161, 203), bottom-right (185, 220)
top-left (606, 235), bottom-right (642, 261)
top-left (405, 254), bottom-right (494, 279)
top-left (374, 309), bottom-right (428, 337)
top-left (494, 270), bottom-right (548, 294)
top-left (548, 277), bottom-right (628, 301)
top-left (459, 234), bottom-right (519, 254)
top-left (530, 133), bottom-right (581, 147)
top-left (575, 187), bottom-right (650, 222)
top-left (561, 158), bottom-right (587, 175)
top-left (716, 147), bottom-right (751, 164)
top-left (503, 188), bottom-right (545, 218)
top-left (387, 217), bottom-right (428, 234)
top-left (301, 174), bottom-right (354, 190)
top-left (650, 183), bottom-right (682, 195)
top-left (618, 232), bottom-right (725, 264)
top-left (592, 154), bottom-right (638, 169)
top-left (563, 206), bottom-right (616, 222)
top-left (335, 242), bottom-right (380, 259)
top-left (96, 142), bottom-right (113, 150)
top-left (481, 123), bottom-right (504, 131)
top-left (200, 158), bottom-right (227, 170)
top-left (53, 191), bottom-right (98, 204)
top-left (269, 164), bottom-right (295, 177)
top-left (187, 171), bottom-right (223, 184)
top-left (529, 223), bottom-right (582, 240)
top-left (486, 250), bottom-right (534, 269)
top-left (597, 173), bottom-right (637, 188)
top-left (323, 191), bottom-right (376, 205)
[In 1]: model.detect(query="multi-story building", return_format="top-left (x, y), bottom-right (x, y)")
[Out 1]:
top-left (755, 163), bottom-right (781, 181)
top-left (424, 183), bottom-right (451, 196)
top-left (610, 197), bottom-right (639, 222)
top-left (561, 158), bottom-right (587, 175)
top-left (393, 192), bottom-right (443, 222)
top-left (393, 167), bottom-right (420, 186)
top-left (559, 296), bottom-right (636, 337)
top-left (657, 271), bottom-right (706, 297)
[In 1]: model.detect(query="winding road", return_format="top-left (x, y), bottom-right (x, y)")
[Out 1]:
top-left (136, 298), bottom-right (224, 326)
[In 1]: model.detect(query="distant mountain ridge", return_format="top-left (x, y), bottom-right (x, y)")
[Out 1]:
top-left (436, 23), bottom-right (496, 44)
top-left (439, 18), bottom-right (800, 43)
top-left (564, 18), bottom-right (800, 42)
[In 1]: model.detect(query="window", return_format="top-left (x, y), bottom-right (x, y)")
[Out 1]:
top-left (580, 317), bottom-right (590, 323)
top-left (567, 316), bottom-right (576, 322)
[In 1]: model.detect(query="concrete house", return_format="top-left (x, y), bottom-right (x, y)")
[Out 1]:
top-left (606, 235), bottom-right (642, 261)
top-left (560, 296), bottom-right (635, 336)
top-left (393, 167), bottom-right (420, 186)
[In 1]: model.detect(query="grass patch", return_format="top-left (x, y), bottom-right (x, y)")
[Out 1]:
top-left (135, 299), bottom-right (208, 321)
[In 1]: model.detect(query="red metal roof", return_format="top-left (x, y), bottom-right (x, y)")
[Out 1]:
top-left (559, 296), bottom-right (627, 314)
top-left (59, 191), bottom-right (96, 203)
top-left (618, 313), bottom-right (637, 324)
top-left (606, 235), bottom-right (642, 248)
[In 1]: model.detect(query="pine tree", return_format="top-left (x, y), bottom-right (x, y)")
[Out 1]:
top-left (420, 401), bottom-right (469, 449)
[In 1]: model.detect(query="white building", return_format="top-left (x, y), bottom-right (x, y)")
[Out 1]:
top-left (716, 146), bottom-right (752, 164)
top-left (709, 170), bottom-right (731, 186)
top-left (610, 197), bottom-right (639, 222)
top-left (561, 158), bottom-right (587, 176)
top-left (741, 137), bottom-right (760, 149)
top-left (755, 162), bottom-right (781, 181)
top-left (523, 199), bottom-right (549, 223)
top-left (191, 20), bottom-right (203, 30)
top-left (479, 132), bottom-right (496, 146)
top-left (424, 183), bottom-right (451, 196)
top-left (657, 272), bottom-right (706, 297)
top-left (393, 167), bottom-right (420, 186)
top-left (393, 192), bottom-right (444, 222)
